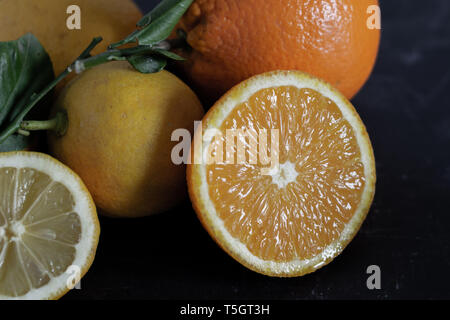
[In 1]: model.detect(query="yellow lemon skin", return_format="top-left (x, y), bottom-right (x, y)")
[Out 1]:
top-left (48, 61), bottom-right (204, 218)
top-left (0, 0), bottom-right (142, 85)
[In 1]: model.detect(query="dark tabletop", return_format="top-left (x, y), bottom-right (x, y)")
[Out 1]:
top-left (65, 0), bottom-right (450, 300)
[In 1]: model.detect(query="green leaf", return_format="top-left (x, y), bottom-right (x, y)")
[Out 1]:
top-left (111, 0), bottom-right (193, 49)
top-left (0, 33), bottom-right (54, 127)
top-left (152, 48), bottom-right (185, 61)
top-left (136, 0), bottom-right (193, 46)
top-left (127, 55), bottom-right (167, 73)
top-left (0, 134), bottom-right (30, 152)
top-left (137, 0), bottom-right (186, 27)
top-left (108, 30), bottom-right (140, 49)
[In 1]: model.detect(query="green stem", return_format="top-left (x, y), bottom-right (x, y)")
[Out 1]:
top-left (17, 129), bottom-right (30, 137)
top-left (71, 45), bottom-right (173, 73)
top-left (77, 37), bottom-right (103, 59)
top-left (0, 37), bottom-right (102, 145)
top-left (21, 120), bottom-right (55, 131)
top-left (0, 42), bottom-right (165, 143)
top-left (20, 111), bottom-right (68, 137)
top-left (0, 0), bottom-right (194, 146)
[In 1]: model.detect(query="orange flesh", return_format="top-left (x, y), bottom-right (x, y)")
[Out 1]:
top-left (206, 86), bottom-right (365, 262)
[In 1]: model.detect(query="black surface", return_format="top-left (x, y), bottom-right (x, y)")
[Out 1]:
top-left (64, 0), bottom-right (450, 300)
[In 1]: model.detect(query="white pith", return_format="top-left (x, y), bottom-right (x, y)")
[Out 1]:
top-left (192, 71), bottom-right (375, 275)
top-left (270, 161), bottom-right (298, 189)
top-left (0, 152), bottom-right (98, 299)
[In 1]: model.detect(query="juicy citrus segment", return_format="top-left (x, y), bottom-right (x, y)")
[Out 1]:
top-left (0, 152), bottom-right (99, 299)
top-left (207, 86), bottom-right (366, 262)
top-left (188, 71), bottom-right (376, 277)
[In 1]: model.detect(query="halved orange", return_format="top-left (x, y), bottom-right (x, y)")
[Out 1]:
top-left (187, 71), bottom-right (376, 277)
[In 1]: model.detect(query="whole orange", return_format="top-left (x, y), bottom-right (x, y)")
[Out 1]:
top-left (176, 0), bottom-right (380, 104)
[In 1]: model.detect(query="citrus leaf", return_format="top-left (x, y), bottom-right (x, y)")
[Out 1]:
top-left (0, 134), bottom-right (30, 152)
top-left (110, 0), bottom-right (193, 49)
top-left (108, 30), bottom-right (140, 49)
top-left (136, 0), bottom-right (193, 46)
top-left (137, 0), bottom-right (185, 27)
top-left (152, 48), bottom-right (185, 61)
top-left (136, 0), bottom-right (193, 45)
top-left (0, 33), bottom-right (54, 127)
top-left (127, 55), bottom-right (167, 74)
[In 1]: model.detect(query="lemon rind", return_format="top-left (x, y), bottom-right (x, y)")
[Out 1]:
top-left (0, 152), bottom-right (99, 299)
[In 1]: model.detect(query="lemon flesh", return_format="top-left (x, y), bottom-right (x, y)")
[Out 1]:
top-left (0, 152), bottom-right (99, 299)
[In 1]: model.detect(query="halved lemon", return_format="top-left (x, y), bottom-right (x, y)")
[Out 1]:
top-left (0, 152), bottom-right (99, 299)
top-left (187, 71), bottom-right (376, 277)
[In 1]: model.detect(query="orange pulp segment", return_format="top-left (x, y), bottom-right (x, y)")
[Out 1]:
top-left (188, 71), bottom-right (376, 277)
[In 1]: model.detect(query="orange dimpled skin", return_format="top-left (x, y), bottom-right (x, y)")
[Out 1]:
top-left (177, 0), bottom-right (380, 104)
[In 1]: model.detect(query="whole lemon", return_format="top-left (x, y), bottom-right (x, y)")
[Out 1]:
top-left (48, 61), bottom-right (204, 218)
top-left (0, 0), bottom-right (142, 85)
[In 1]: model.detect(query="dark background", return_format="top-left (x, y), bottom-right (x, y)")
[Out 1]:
top-left (65, 0), bottom-right (450, 300)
